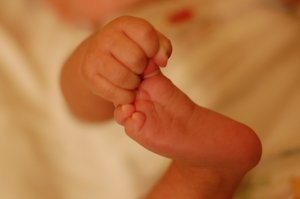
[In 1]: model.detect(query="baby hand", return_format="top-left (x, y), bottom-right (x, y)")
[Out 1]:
top-left (80, 16), bottom-right (172, 106)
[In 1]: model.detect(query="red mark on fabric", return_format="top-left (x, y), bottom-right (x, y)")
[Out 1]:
top-left (168, 8), bottom-right (194, 24)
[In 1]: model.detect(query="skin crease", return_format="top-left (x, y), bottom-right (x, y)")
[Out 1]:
top-left (56, 0), bottom-right (263, 196)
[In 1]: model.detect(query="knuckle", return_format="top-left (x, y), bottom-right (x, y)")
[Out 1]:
top-left (114, 16), bottom-right (133, 24)
top-left (116, 16), bottom-right (157, 42)
top-left (130, 51), bottom-right (147, 73)
top-left (80, 42), bottom-right (106, 81)
top-left (117, 70), bottom-right (130, 85)
top-left (123, 91), bottom-right (136, 104)
top-left (90, 74), bottom-right (136, 105)
top-left (116, 70), bottom-right (138, 89)
top-left (111, 16), bottom-right (159, 57)
top-left (138, 24), bottom-right (159, 57)
top-left (114, 91), bottom-right (135, 105)
top-left (92, 75), bottom-right (115, 100)
top-left (97, 32), bottom-right (117, 52)
top-left (139, 22), bottom-right (157, 43)
top-left (128, 74), bottom-right (141, 90)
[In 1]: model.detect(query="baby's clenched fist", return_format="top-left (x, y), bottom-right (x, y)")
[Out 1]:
top-left (80, 16), bottom-right (172, 105)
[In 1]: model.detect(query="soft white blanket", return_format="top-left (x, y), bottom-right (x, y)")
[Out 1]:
top-left (1, 0), bottom-right (300, 198)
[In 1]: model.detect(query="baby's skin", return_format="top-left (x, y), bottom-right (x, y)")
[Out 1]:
top-left (114, 56), bottom-right (262, 199)
top-left (61, 16), bottom-right (262, 198)
top-left (115, 71), bottom-right (260, 170)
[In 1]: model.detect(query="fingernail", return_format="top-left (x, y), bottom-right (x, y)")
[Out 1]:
top-left (143, 60), bottom-right (161, 79)
top-left (143, 70), bottom-right (161, 79)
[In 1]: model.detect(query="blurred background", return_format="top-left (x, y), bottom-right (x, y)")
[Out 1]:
top-left (0, 0), bottom-right (299, 198)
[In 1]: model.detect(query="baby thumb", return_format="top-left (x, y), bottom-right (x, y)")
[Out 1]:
top-left (142, 60), bottom-right (161, 79)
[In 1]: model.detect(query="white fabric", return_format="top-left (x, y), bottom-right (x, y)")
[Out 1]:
top-left (0, 0), bottom-right (300, 198)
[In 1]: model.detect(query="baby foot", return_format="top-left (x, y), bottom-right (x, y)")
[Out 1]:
top-left (115, 72), bottom-right (261, 171)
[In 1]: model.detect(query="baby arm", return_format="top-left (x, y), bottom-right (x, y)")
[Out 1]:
top-left (61, 16), bottom-right (262, 198)
top-left (60, 16), bottom-right (171, 122)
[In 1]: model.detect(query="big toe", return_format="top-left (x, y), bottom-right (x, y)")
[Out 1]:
top-left (140, 74), bottom-right (176, 103)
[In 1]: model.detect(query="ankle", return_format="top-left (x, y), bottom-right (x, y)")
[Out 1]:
top-left (170, 162), bottom-right (242, 199)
